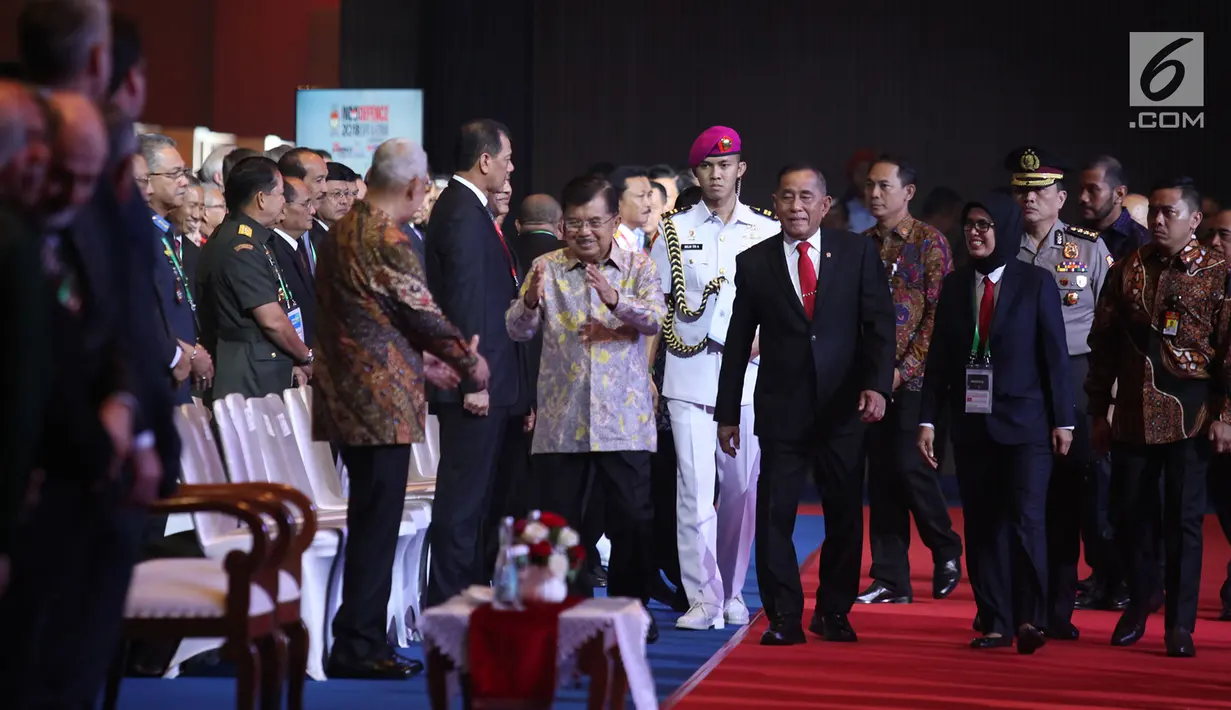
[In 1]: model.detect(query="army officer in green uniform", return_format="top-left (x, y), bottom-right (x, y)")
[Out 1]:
top-left (1006, 146), bottom-right (1112, 642)
top-left (197, 156), bottom-right (314, 401)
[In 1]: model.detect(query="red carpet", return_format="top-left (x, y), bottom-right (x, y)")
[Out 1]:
top-left (671, 510), bottom-right (1231, 709)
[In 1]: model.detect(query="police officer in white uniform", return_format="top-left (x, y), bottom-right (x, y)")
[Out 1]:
top-left (1008, 146), bottom-right (1111, 641)
top-left (650, 127), bottom-right (779, 630)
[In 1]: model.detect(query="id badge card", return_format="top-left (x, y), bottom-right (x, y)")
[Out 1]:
top-left (1162, 310), bottom-right (1180, 337)
top-left (288, 306), bottom-right (306, 343)
top-left (965, 367), bottom-right (993, 414)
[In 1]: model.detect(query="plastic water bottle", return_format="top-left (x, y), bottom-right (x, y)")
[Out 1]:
top-left (493, 517), bottom-right (520, 607)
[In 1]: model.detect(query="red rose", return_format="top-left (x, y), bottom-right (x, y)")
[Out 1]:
top-left (568, 545), bottom-right (586, 564)
top-left (539, 511), bottom-right (567, 528)
top-left (529, 540), bottom-right (553, 561)
top-left (514, 519), bottom-right (527, 536)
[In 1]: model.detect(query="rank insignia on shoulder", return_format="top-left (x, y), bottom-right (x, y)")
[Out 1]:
top-left (1106, 254), bottom-right (1115, 267)
top-left (748, 205), bottom-right (778, 220)
top-left (1065, 224), bottom-right (1100, 242)
top-left (663, 204), bottom-right (693, 220)
top-left (238, 224), bottom-right (253, 237)
top-left (234, 243), bottom-right (254, 252)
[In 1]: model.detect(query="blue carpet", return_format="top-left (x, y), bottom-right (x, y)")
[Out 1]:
top-left (109, 515), bottom-right (827, 709)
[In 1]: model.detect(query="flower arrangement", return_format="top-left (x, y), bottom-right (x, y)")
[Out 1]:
top-left (512, 511), bottom-right (584, 603)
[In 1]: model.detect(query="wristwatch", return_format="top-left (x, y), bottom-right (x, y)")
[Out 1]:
top-left (298, 349), bottom-right (314, 366)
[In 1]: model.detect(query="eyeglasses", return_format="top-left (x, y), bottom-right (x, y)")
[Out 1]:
top-left (327, 189), bottom-right (358, 200)
top-left (149, 168), bottom-right (188, 181)
top-left (963, 220), bottom-right (994, 234)
top-left (564, 215), bottom-right (615, 233)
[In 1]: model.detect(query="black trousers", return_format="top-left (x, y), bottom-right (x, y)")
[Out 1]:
top-left (330, 444), bottom-right (411, 663)
top-left (0, 477), bottom-right (146, 709)
top-left (650, 431), bottom-right (683, 588)
top-left (1210, 454), bottom-right (1231, 609)
top-left (1045, 354), bottom-right (1093, 626)
top-left (866, 389), bottom-right (962, 595)
top-left (532, 451), bottom-right (653, 602)
top-left (1111, 438), bottom-right (1208, 631)
top-left (758, 428), bottom-right (865, 621)
top-left (480, 415), bottom-right (532, 582)
top-left (426, 404), bottom-right (519, 607)
top-left (954, 436), bottom-right (1050, 637)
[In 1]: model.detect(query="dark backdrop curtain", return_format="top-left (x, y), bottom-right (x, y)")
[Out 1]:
top-left (343, 0), bottom-right (1228, 208)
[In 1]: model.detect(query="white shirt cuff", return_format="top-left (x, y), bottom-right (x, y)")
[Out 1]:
top-left (1060, 426), bottom-right (1075, 430)
top-left (920, 423), bottom-right (934, 429)
top-left (134, 430), bottom-right (156, 450)
top-left (170, 347), bottom-right (182, 369)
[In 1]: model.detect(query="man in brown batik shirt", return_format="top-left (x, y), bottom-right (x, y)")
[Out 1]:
top-left (1086, 177), bottom-right (1231, 658)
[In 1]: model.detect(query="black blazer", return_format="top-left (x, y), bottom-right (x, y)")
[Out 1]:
top-left (309, 219), bottom-right (330, 253)
top-left (511, 229), bottom-right (565, 404)
top-left (152, 222), bottom-right (197, 404)
top-left (716, 229), bottom-right (896, 442)
top-left (920, 259), bottom-right (1074, 446)
top-left (268, 230), bottom-right (317, 347)
top-left (424, 179), bottom-right (527, 411)
top-left (179, 236), bottom-right (201, 300)
top-left (402, 222), bottom-right (426, 263)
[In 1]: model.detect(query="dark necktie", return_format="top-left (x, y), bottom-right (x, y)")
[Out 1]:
top-left (301, 235), bottom-right (315, 275)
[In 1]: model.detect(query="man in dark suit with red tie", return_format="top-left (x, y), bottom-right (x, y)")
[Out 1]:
top-left (423, 119), bottom-right (530, 606)
top-left (716, 164), bottom-right (896, 646)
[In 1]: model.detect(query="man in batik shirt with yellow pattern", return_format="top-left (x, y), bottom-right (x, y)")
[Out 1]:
top-left (856, 155), bottom-right (963, 606)
top-left (1087, 177), bottom-right (1231, 659)
top-left (313, 138), bottom-right (488, 679)
top-left (506, 174), bottom-right (666, 640)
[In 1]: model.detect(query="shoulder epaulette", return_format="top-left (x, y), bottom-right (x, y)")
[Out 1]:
top-left (662, 204), bottom-right (692, 221)
top-left (1065, 224), bottom-right (1100, 242)
top-left (747, 205), bottom-right (778, 221)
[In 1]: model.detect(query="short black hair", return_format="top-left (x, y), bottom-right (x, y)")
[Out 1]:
top-left (675, 185), bottom-right (703, 211)
top-left (222, 147), bottom-right (262, 185)
top-left (1083, 155), bottom-right (1128, 190)
top-left (776, 163), bottom-right (828, 195)
top-left (224, 156), bottom-right (280, 212)
top-left (650, 180), bottom-right (668, 203)
top-left (454, 118), bottom-right (509, 172)
top-left (326, 161), bottom-right (356, 182)
top-left (920, 186), bottom-right (963, 218)
top-left (278, 147), bottom-right (321, 180)
top-left (283, 176), bottom-right (303, 204)
top-left (17, 0), bottom-right (109, 88)
top-left (107, 12), bottom-right (142, 99)
top-left (608, 166), bottom-right (649, 198)
top-left (560, 175), bottom-right (618, 215)
top-left (1150, 176), bottom-right (1202, 214)
top-left (312, 148), bottom-right (332, 160)
top-left (648, 164), bottom-right (676, 180)
top-left (871, 153), bottom-right (918, 189)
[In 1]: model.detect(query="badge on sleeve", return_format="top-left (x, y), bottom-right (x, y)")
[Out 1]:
top-left (1106, 254), bottom-right (1115, 267)
top-left (234, 243), bottom-right (254, 252)
top-left (1162, 310), bottom-right (1180, 336)
top-left (238, 224), bottom-right (253, 237)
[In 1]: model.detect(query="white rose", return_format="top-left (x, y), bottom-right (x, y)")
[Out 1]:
top-left (522, 521), bottom-right (549, 544)
top-left (547, 552), bottom-right (570, 578)
top-left (556, 526), bottom-right (580, 548)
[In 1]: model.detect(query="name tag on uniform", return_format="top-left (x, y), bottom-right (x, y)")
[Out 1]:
top-left (965, 366), bottom-right (993, 414)
top-left (1162, 310), bottom-right (1180, 337)
top-left (288, 306), bottom-right (306, 343)
top-left (681, 243), bottom-right (704, 250)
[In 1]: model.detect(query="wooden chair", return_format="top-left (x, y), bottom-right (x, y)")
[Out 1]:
top-left (104, 482), bottom-right (316, 710)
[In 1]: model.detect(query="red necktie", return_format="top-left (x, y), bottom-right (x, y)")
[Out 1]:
top-left (978, 275), bottom-right (995, 352)
top-left (491, 219), bottom-right (518, 285)
top-left (798, 242), bottom-right (817, 320)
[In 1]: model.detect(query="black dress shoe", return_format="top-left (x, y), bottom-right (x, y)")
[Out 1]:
top-left (588, 564), bottom-right (608, 588)
top-left (856, 583), bottom-right (911, 605)
top-left (646, 615), bottom-right (659, 644)
top-left (760, 617), bottom-right (806, 646)
top-left (1073, 588), bottom-right (1103, 610)
top-left (932, 559), bottom-right (961, 599)
top-left (1165, 627), bottom-right (1195, 657)
top-left (1110, 612), bottom-right (1147, 647)
top-left (1107, 583), bottom-right (1130, 610)
top-left (972, 613), bottom-right (984, 633)
top-left (326, 656), bottom-right (421, 680)
top-left (809, 613), bottom-right (858, 642)
top-left (970, 635), bottom-right (1013, 649)
top-left (1217, 606), bottom-right (1231, 622)
top-left (1044, 622), bottom-right (1080, 641)
top-left (1016, 625), bottom-right (1046, 655)
top-left (1076, 574), bottom-right (1097, 594)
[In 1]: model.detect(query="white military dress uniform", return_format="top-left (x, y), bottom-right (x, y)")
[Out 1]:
top-left (650, 199), bottom-right (779, 629)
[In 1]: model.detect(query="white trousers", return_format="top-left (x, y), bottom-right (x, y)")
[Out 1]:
top-left (669, 399), bottom-right (760, 611)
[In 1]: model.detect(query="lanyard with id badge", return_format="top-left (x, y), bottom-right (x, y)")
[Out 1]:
top-left (1162, 294), bottom-right (1182, 337)
top-left (965, 323), bottom-right (993, 415)
top-left (263, 244), bottom-right (306, 343)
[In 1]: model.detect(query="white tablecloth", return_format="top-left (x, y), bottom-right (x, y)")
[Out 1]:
top-left (419, 590), bottom-right (657, 709)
